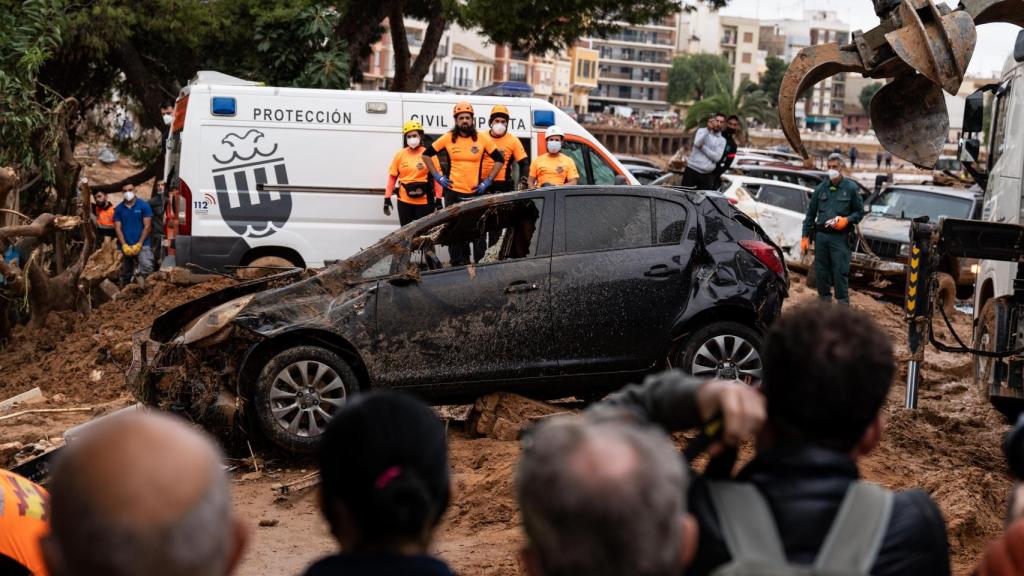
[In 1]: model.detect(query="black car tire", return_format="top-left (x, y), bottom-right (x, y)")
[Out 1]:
top-left (254, 345), bottom-right (359, 454)
top-left (973, 299), bottom-right (996, 402)
top-left (678, 321), bottom-right (764, 382)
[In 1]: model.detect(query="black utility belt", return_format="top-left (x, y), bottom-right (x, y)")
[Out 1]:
top-left (816, 225), bottom-right (849, 234)
top-left (401, 181), bottom-right (431, 198)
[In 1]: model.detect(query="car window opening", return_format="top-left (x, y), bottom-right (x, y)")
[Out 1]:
top-left (413, 199), bottom-right (544, 271)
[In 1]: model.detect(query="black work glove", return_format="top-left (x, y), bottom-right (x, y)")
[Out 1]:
top-left (383, 197), bottom-right (393, 216)
top-left (518, 176), bottom-right (529, 190)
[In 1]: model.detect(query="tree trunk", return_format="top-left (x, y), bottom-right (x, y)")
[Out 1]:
top-left (337, 1), bottom-right (399, 82)
top-left (112, 40), bottom-right (168, 131)
top-left (91, 161), bottom-right (161, 193)
top-left (389, 1), bottom-right (447, 92)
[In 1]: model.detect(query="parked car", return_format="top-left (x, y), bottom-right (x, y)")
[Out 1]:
top-left (623, 164), bottom-right (667, 185)
top-left (616, 155), bottom-right (662, 170)
top-left (130, 186), bottom-right (788, 453)
top-left (653, 172), bottom-right (812, 266)
top-left (737, 148), bottom-right (804, 165)
top-left (849, 184), bottom-right (983, 305)
top-left (733, 166), bottom-right (873, 199)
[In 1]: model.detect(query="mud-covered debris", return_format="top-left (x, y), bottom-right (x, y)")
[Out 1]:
top-left (468, 392), bottom-right (570, 441)
top-left (0, 387), bottom-right (44, 411)
top-left (258, 518), bottom-right (279, 528)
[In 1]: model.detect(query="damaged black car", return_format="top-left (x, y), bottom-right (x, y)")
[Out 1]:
top-left (129, 186), bottom-right (787, 453)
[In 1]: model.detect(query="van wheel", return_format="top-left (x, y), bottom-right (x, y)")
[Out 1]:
top-left (253, 345), bottom-right (359, 454)
top-left (936, 272), bottom-right (956, 317)
top-left (677, 322), bottom-right (764, 383)
top-left (238, 256), bottom-right (296, 279)
top-left (973, 299), bottom-right (996, 402)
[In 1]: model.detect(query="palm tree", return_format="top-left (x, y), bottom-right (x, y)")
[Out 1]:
top-left (685, 79), bottom-right (775, 131)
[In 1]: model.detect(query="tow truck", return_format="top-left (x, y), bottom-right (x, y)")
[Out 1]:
top-left (778, 0), bottom-right (1024, 415)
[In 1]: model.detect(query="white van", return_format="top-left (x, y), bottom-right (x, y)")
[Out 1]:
top-left (163, 71), bottom-right (638, 271)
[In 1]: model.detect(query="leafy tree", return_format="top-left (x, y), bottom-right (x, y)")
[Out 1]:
top-left (685, 79), bottom-right (773, 130)
top-left (254, 5), bottom-right (350, 89)
top-left (759, 56), bottom-right (786, 106)
top-left (859, 82), bottom-right (883, 114)
top-left (668, 53), bottom-right (733, 104)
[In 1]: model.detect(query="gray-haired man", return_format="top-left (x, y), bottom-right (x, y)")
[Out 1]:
top-left (517, 417), bottom-right (697, 576)
top-left (42, 412), bottom-right (250, 576)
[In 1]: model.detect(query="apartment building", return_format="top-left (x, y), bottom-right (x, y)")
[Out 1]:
top-left (569, 45), bottom-right (600, 112)
top-left (770, 11), bottom-right (850, 132)
top-left (719, 16), bottom-right (764, 87)
top-left (587, 16), bottom-right (677, 113)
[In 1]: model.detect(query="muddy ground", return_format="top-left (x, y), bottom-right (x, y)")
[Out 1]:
top-left (0, 273), bottom-right (1012, 576)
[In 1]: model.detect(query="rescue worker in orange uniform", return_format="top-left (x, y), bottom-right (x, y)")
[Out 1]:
top-left (88, 185), bottom-right (116, 240)
top-left (422, 102), bottom-right (505, 266)
top-left (0, 468), bottom-right (49, 576)
top-left (385, 121), bottom-right (435, 226)
top-left (480, 105), bottom-right (530, 193)
top-left (529, 126), bottom-right (579, 188)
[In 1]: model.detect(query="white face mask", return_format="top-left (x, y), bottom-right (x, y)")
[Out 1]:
top-left (162, 114), bottom-right (173, 126)
top-left (491, 122), bottom-right (507, 136)
top-left (123, 191), bottom-right (136, 202)
top-left (547, 140), bottom-right (562, 154)
top-left (828, 169), bottom-right (841, 181)
top-left (406, 136), bottom-right (421, 148)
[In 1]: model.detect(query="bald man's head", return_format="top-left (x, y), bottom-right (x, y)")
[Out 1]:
top-left (43, 411), bottom-right (248, 576)
top-left (517, 417), bottom-right (690, 576)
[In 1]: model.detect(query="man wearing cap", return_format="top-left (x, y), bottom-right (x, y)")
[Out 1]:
top-left (529, 127), bottom-right (579, 188)
top-left (801, 154), bottom-right (865, 305)
top-left (422, 102), bottom-right (505, 265)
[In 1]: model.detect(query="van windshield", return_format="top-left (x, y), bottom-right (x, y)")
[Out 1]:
top-left (869, 188), bottom-right (973, 222)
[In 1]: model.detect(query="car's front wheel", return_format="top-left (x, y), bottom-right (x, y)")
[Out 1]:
top-left (253, 345), bottom-right (359, 453)
top-left (678, 321), bottom-right (764, 382)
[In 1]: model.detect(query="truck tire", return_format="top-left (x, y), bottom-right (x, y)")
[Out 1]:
top-left (973, 299), bottom-right (996, 402)
top-left (253, 345), bottom-right (360, 454)
top-left (936, 272), bottom-right (956, 317)
top-left (238, 256), bottom-right (296, 279)
top-left (677, 321), bottom-right (764, 383)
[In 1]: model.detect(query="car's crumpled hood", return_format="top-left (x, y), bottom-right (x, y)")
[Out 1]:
top-left (232, 271), bottom-right (376, 337)
top-left (858, 215), bottom-right (911, 244)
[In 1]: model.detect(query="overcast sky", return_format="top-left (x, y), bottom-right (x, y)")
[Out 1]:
top-left (716, 0), bottom-right (1019, 77)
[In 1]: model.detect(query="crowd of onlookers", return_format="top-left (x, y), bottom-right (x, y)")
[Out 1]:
top-left (3, 303), bottom-right (1024, 575)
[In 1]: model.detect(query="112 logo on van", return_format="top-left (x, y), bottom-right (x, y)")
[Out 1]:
top-left (210, 129), bottom-right (292, 238)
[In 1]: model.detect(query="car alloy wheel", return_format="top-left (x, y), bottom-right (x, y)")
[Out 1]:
top-left (269, 360), bottom-right (347, 438)
top-left (690, 334), bottom-right (763, 381)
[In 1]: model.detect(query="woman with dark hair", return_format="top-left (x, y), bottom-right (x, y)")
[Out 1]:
top-left (303, 391), bottom-right (454, 576)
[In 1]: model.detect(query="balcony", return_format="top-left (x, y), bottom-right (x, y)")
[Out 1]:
top-left (599, 70), bottom-right (665, 83)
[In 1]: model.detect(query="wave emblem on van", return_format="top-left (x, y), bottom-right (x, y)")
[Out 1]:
top-left (211, 129), bottom-right (292, 239)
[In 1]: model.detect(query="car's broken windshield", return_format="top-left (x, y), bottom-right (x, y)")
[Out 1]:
top-left (869, 189), bottom-right (973, 222)
top-left (411, 199), bottom-right (544, 271)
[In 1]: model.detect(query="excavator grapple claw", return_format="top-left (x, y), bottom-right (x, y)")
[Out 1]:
top-left (779, 0), bottom-right (1023, 168)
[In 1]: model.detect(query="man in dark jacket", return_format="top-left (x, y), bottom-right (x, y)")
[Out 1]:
top-left (595, 303), bottom-right (950, 576)
top-left (801, 153), bottom-right (865, 305)
top-left (711, 115), bottom-right (740, 189)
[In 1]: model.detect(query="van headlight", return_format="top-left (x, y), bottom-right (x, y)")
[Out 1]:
top-left (177, 295), bottom-right (255, 345)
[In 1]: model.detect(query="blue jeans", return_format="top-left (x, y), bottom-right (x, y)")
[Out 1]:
top-left (120, 245), bottom-right (154, 286)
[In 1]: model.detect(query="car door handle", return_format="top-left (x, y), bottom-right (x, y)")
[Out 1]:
top-left (644, 265), bottom-right (680, 278)
top-left (504, 281), bottom-right (539, 294)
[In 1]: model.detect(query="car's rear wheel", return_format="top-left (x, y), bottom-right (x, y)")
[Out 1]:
top-left (254, 345), bottom-right (359, 453)
top-left (678, 322), bottom-right (764, 382)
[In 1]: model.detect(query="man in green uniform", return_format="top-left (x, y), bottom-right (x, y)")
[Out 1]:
top-left (801, 154), bottom-right (865, 305)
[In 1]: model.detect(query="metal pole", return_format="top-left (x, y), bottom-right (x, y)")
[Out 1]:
top-left (905, 360), bottom-right (919, 409)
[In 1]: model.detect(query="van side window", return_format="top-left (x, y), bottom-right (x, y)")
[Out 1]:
top-left (990, 79), bottom-right (1013, 169)
top-left (587, 147), bottom-right (617, 185)
top-left (561, 141), bottom-right (589, 184)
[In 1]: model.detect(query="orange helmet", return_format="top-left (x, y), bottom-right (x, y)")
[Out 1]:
top-left (489, 104), bottom-right (510, 122)
top-left (453, 101), bottom-right (474, 116)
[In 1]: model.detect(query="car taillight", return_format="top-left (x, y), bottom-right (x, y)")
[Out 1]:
top-left (739, 240), bottom-right (785, 278)
top-left (178, 179), bottom-right (192, 236)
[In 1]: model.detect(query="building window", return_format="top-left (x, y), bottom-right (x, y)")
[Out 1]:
top-left (722, 27), bottom-right (736, 45)
top-left (741, 73), bottom-right (750, 83)
top-left (742, 52), bottom-right (752, 64)
top-left (743, 32), bottom-right (753, 43)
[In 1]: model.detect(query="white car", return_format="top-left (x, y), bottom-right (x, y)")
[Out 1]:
top-left (737, 148), bottom-right (805, 165)
top-left (653, 171), bottom-right (812, 265)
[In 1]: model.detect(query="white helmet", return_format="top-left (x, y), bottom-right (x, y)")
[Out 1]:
top-left (546, 126), bottom-right (565, 139)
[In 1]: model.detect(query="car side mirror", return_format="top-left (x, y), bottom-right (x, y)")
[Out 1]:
top-left (1015, 29), bottom-right (1024, 63)
top-left (960, 138), bottom-right (981, 166)
top-left (963, 90), bottom-right (985, 134)
top-left (614, 174), bottom-right (627, 185)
